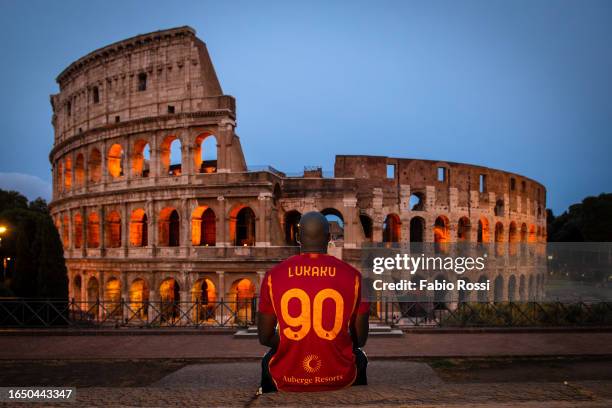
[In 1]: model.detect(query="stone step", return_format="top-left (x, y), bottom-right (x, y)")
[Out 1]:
top-left (235, 323), bottom-right (403, 338)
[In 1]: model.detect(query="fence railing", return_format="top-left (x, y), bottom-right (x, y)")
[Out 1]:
top-left (0, 298), bottom-right (257, 328)
top-left (381, 300), bottom-right (612, 328)
top-left (0, 298), bottom-right (611, 328)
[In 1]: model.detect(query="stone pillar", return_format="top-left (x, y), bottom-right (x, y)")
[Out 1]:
top-left (101, 140), bottom-right (108, 188)
top-left (425, 186), bottom-right (436, 211)
top-left (257, 192), bottom-right (272, 246)
top-left (121, 272), bottom-right (130, 323)
top-left (146, 200), bottom-right (156, 252)
top-left (180, 198), bottom-right (190, 254)
top-left (343, 197), bottom-right (358, 248)
top-left (372, 188), bottom-right (383, 243)
top-left (216, 271), bottom-right (226, 323)
top-left (121, 202), bottom-right (128, 257)
top-left (449, 187), bottom-right (458, 212)
top-left (99, 206), bottom-right (106, 254)
top-left (124, 136), bottom-right (131, 183)
top-left (217, 196), bottom-right (228, 246)
top-left (81, 205), bottom-right (88, 257)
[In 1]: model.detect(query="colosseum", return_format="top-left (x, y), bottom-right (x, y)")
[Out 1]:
top-left (49, 26), bottom-right (547, 325)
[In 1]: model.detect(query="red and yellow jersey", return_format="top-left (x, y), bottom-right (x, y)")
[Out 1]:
top-left (258, 253), bottom-right (369, 392)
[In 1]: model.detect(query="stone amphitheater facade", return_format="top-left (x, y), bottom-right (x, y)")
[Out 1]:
top-left (49, 27), bottom-right (547, 321)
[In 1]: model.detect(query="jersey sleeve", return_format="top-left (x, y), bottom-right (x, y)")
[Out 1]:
top-left (258, 271), bottom-right (275, 315)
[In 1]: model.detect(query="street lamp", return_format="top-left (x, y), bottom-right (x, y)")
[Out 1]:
top-left (0, 225), bottom-right (7, 248)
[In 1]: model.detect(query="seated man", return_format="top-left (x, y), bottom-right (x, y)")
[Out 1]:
top-left (257, 211), bottom-right (369, 392)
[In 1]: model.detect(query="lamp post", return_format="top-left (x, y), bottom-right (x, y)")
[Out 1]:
top-left (0, 225), bottom-right (7, 281)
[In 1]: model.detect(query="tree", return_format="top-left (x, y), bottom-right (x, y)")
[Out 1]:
top-left (548, 193), bottom-right (612, 242)
top-left (0, 189), bottom-right (67, 299)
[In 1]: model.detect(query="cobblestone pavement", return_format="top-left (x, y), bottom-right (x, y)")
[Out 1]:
top-left (2, 331), bottom-right (612, 360)
top-left (1, 360), bottom-right (612, 407)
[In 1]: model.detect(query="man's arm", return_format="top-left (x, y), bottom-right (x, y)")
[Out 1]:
top-left (257, 312), bottom-right (280, 349)
top-left (350, 312), bottom-right (369, 348)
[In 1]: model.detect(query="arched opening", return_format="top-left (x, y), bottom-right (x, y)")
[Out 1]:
top-left (495, 222), bottom-right (505, 255)
top-left (192, 278), bottom-right (216, 322)
top-left (74, 154), bottom-right (85, 187)
top-left (129, 209), bottom-right (148, 247)
top-left (73, 213), bottom-right (83, 249)
top-left (159, 278), bottom-right (180, 322)
top-left (194, 133), bottom-right (218, 173)
top-left (284, 210), bottom-right (301, 246)
top-left (88, 148), bottom-right (102, 183)
top-left (192, 207), bottom-right (216, 246)
top-left (87, 213), bottom-right (100, 248)
top-left (528, 224), bottom-right (537, 243)
top-left (477, 275), bottom-right (489, 302)
top-left (107, 144), bottom-right (124, 178)
top-left (519, 275), bottom-right (526, 302)
top-left (87, 276), bottom-right (99, 304)
top-left (493, 275), bottom-right (504, 302)
top-left (508, 275), bottom-right (517, 302)
top-left (105, 211), bottom-right (121, 248)
top-left (383, 214), bottom-right (401, 243)
top-left (159, 208), bottom-right (180, 247)
top-left (495, 222), bottom-right (504, 242)
top-left (359, 214), bottom-right (373, 242)
top-left (129, 279), bottom-right (149, 319)
top-left (434, 216), bottom-right (450, 243)
top-left (520, 223), bottom-right (528, 242)
top-left (132, 140), bottom-right (151, 178)
top-left (409, 193), bottom-right (425, 211)
top-left (321, 208), bottom-right (344, 243)
top-left (105, 277), bottom-right (121, 317)
top-left (477, 217), bottom-right (490, 243)
top-left (230, 206), bottom-right (256, 246)
top-left (64, 157), bottom-right (72, 191)
top-left (457, 217), bottom-right (471, 242)
top-left (494, 199), bottom-right (505, 217)
top-left (509, 222), bottom-right (519, 243)
top-left (62, 215), bottom-right (70, 249)
top-left (410, 217), bottom-right (425, 242)
top-left (231, 278), bottom-right (256, 322)
top-left (161, 135), bottom-right (182, 176)
top-left (72, 274), bottom-right (82, 301)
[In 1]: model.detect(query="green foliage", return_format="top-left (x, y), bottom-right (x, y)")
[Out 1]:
top-left (0, 189), bottom-right (67, 299)
top-left (548, 193), bottom-right (612, 242)
top-left (442, 302), bottom-right (612, 327)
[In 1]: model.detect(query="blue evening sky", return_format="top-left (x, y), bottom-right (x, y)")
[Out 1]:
top-left (0, 0), bottom-right (611, 214)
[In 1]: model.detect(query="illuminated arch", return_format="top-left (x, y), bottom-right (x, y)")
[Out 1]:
top-left (159, 207), bottom-right (180, 247)
top-left (129, 278), bottom-right (149, 319)
top-left (74, 153), bottom-right (85, 187)
top-left (230, 205), bottom-right (256, 246)
top-left (160, 135), bottom-right (182, 176)
top-left (107, 143), bottom-right (124, 178)
top-left (73, 212), bottom-right (83, 249)
top-left (192, 206), bottom-right (216, 246)
top-left (434, 215), bottom-right (450, 243)
top-left (194, 133), bottom-right (218, 173)
top-left (129, 209), bottom-right (148, 247)
top-left (457, 217), bottom-right (471, 242)
top-left (383, 213), bottom-right (401, 243)
top-left (88, 148), bottom-right (102, 183)
top-left (132, 139), bottom-right (151, 178)
top-left (105, 211), bottom-right (122, 248)
top-left (87, 212), bottom-right (100, 248)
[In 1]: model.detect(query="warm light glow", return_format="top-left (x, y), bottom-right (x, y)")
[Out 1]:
top-left (0, 226), bottom-right (6, 234)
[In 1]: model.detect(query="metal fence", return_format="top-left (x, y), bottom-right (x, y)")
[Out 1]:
top-left (0, 298), bottom-right (257, 328)
top-left (380, 300), bottom-right (612, 328)
top-left (0, 298), bottom-right (611, 328)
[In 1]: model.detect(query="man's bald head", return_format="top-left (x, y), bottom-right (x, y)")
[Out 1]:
top-left (298, 211), bottom-right (330, 253)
